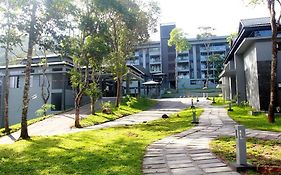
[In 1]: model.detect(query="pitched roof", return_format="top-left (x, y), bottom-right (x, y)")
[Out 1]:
top-left (239, 17), bottom-right (270, 32)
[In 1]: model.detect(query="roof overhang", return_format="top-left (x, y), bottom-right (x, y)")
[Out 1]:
top-left (142, 80), bottom-right (160, 86)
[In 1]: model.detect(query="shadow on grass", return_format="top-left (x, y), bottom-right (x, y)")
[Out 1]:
top-left (0, 131), bottom-right (147, 175)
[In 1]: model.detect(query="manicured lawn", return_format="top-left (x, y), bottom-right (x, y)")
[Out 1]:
top-left (210, 136), bottom-right (281, 175)
top-left (80, 97), bottom-right (157, 127)
top-left (0, 115), bottom-right (52, 137)
top-left (0, 108), bottom-right (203, 175)
top-left (211, 96), bottom-right (230, 106)
top-left (228, 106), bottom-right (281, 132)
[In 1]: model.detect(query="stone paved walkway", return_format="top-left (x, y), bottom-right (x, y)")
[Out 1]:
top-left (0, 98), bottom-right (201, 144)
top-left (142, 106), bottom-right (281, 175)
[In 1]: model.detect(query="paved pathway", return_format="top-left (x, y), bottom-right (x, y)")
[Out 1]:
top-left (0, 98), bottom-right (202, 144)
top-left (142, 105), bottom-right (281, 175)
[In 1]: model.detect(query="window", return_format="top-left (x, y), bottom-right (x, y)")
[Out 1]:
top-left (52, 74), bottom-right (63, 89)
top-left (191, 80), bottom-right (197, 85)
top-left (10, 76), bottom-right (19, 88)
top-left (52, 68), bottom-right (63, 72)
top-left (51, 93), bottom-right (62, 111)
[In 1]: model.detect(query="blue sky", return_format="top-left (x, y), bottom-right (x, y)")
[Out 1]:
top-left (150, 0), bottom-right (269, 40)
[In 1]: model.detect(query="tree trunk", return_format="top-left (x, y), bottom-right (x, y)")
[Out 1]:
top-left (74, 92), bottom-right (83, 128)
top-left (268, 1), bottom-right (277, 123)
top-left (175, 51), bottom-right (178, 91)
top-left (90, 96), bottom-right (96, 115)
top-left (4, 41), bottom-right (10, 134)
top-left (116, 76), bottom-right (122, 107)
top-left (20, 2), bottom-right (37, 139)
top-left (3, 0), bottom-right (11, 134)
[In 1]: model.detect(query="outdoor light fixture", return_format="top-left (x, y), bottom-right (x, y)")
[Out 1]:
top-left (278, 82), bottom-right (281, 89)
top-left (191, 107), bottom-right (199, 124)
top-left (228, 102), bottom-right (233, 111)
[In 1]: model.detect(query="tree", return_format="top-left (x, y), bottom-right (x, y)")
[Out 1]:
top-left (60, 0), bottom-right (110, 127)
top-left (168, 28), bottom-right (191, 90)
top-left (208, 54), bottom-right (223, 83)
top-left (0, 0), bottom-right (21, 134)
top-left (226, 32), bottom-right (238, 46)
top-left (17, 0), bottom-right (72, 139)
top-left (97, 0), bottom-right (160, 107)
top-left (249, 0), bottom-right (279, 123)
top-left (197, 26), bottom-right (215, 88)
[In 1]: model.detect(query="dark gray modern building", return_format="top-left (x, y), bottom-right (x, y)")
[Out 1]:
top-left (220, 17), bottom-right (281, 111)
top-left (128, 23), bottom-right (229, 90)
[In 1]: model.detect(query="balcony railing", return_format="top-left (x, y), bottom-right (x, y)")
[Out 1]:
top-left (127, 60), bottom-right (139, 65)
top-left (150, 58), bottom-right (161, 64)
top-left (200, 45), bottom-right (226, 52)
top-left (177, 67), bottom-right (189, 71)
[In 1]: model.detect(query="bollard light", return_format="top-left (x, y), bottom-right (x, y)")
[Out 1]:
top-left (228, 102), bottom-right (233, 111)
top-left (191, 107), bottom-right (198, 124)
top-left (235, 125), bottom-right (247, 165)
top-left (212, 97), bottom-right (216, 104)
top-left (191, 98), bottom-right (195, 108)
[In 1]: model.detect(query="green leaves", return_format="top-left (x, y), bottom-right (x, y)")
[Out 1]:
top-left (168, 28), bottom-right (191, 53)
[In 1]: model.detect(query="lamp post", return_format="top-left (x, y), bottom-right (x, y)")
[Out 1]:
top-left (191, 98), bottom-right (195, 108)
top-left (191, 106), bottom-right (199, 124)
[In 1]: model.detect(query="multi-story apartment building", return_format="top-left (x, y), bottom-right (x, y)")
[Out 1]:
top-left (128, 24), bottom-right (229, 90)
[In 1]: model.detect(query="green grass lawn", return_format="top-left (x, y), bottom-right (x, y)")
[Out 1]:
top-left (228, 106), bottom-right (281, 132)
top-left (210, 96), bottom-right (230, 106)
top-left (210, 136), bottom-right (281, 175)
top-left (0, 108), bottom-right (203, 175)
top-left (0, 115), bottom-right (52, 137)
top-left (80, 97), bottom-right (157, 127)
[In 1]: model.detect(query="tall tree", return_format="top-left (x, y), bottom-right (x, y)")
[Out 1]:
top-left (97, 0), bottom-right (160, 107)
top-left (60, 0), bottom-right (110, 127)
top-left (197, 26), bottom-right (215, 88)
top-left (0, 0), bottom-right (21, 134)
top-left (249, 0), bottom-right (280, 123)
top-left (208, 54), bottom-right (223, 83)
top-left (168, 28), bottom-right (191, 90)
top-left (17, 0), bottom-right (72, 139)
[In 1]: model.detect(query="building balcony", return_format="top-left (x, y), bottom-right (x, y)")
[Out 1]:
top-left (200, 46), bottom-right (226, 52)
top-left (177, 57), bottom-right (189, 62)
top-left (127, 60), bottom-right (139, 65)
top-left (150, 69), bottom-right (161, 73)
top-left (150, 58), bottom-right (161, 64)
top-left (177, 67), bottom-right (189, 71)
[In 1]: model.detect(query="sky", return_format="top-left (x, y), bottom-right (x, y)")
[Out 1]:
top-left (150, 0), bottom-right (269, 41)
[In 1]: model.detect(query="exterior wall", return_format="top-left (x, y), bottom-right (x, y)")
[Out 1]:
top-left (234, 54), bottom-right (247, 103)
top-left (0, 65), bottom-right (75, 126)
top-left (7, 73), bottom-right (56, 125)
top-left (65, 89), bottom-right (75, 109)
top-left (256, 40), bottom-right (281, 110)
top-left (243, 44), bottom-right (261, 110)
top-left (160, 24), bottom-right (176, 89)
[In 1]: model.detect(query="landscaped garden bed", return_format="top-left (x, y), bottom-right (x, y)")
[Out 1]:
top-left (210, 136), bottom-right (281, 175)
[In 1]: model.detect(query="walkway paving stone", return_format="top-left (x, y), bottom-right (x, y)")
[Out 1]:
top-left (0, 98), bottom-right (198, 144)
top-left (142, 104), bottom-right (281, 175)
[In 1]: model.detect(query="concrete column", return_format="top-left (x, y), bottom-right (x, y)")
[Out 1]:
top-left (234, 54), bottom-right (246, 104)
top-left (192, 46), bottom-right (197, 79)
top-left (224, 77), bottom-right (230, 100)
top-left (126, 74), bottom-right (130, 95)
top-left (143, 49), bottom-right (146, 69)
top-left (138, 81), bottom-right (141, 97)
